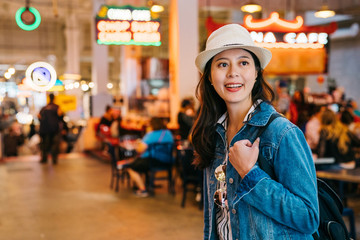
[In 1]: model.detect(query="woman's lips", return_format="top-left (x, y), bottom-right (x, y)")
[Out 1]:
top-left (225, 83), bottom-right (243, 92)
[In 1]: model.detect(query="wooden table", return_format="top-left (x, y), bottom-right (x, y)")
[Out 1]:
top-left (316, 168), bottom-right (360, 184)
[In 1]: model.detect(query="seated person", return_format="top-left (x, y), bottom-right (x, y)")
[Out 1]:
top-left (316, 108), bottom-right (360, 170)
top-left (98, 105), bottom-right (114, 133)
top-left (305, 105), bottom-right (324, 153)
top-left (124, 117), bottom-right (174, 197)
top-left (177, 98), bottom-right (195, 140)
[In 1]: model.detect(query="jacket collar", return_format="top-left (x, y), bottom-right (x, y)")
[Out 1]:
top-left (216, 99), bottom-right (263, 129)
top-left (216, 101), bottom-right (276, 129)
top-left (246, 101), bottom-right (276, 127)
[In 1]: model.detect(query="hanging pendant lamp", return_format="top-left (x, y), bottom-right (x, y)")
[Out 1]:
top-left (314, 0), bottom-right (336, 19)
top-left (241, 2), bottom-right (262, 13)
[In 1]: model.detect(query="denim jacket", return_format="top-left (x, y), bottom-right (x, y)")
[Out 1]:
top-left (203, 102), bottom-right (319, 240)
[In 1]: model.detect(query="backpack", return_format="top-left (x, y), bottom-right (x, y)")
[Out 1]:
top-left (255, 113), bottom-right (350, 240)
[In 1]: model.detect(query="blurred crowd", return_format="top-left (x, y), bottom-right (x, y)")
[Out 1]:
top-left (0, 94), bottom-right (82, 158)
top-left (2, 83), bottom-right (360, 172)
top-left (274, 83), bottom-right (360, 169)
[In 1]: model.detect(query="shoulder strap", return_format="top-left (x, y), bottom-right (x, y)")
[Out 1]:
top-left (256, 113), bottom-right (282, 179)
top-left (255, 113), bottom-right (282, 140)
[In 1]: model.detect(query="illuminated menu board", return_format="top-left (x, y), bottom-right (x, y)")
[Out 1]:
top-left (95, 5), bottom-right (161, 46)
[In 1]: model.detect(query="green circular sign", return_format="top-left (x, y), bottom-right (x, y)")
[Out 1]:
top-left (15, 7), bottom-right (41, 31)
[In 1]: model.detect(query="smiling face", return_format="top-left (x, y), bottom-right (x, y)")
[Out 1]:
top-left (210, 48), bottom-right (257, 109)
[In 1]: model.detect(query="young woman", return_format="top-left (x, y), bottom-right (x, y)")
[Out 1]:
top-left (192, 24), bottom-right (319, 240)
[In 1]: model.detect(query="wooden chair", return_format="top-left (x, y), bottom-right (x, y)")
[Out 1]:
top-left (107, 142), bottom-right (120, 191)
top-left (177, 147), bottom-right (203, 208)
top-left (146, 142), bottom-right (175, 195)
top-left (107, 141), bottom-right (136, 192)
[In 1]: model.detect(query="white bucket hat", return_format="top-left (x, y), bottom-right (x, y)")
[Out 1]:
top-left (195, 24), bottom-right (272, 74)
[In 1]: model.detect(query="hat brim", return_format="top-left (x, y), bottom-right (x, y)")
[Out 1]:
top-left (195, 45), bottom-right (272, 74)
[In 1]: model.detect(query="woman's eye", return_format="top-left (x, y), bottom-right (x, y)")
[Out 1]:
top-left (240, 61), bottom-right (249, 66)
top-left (218, 62), bottom-right (228, 68)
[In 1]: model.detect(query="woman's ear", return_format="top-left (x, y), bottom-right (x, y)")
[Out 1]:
top-left (255, 68), bottom-right (260, 81)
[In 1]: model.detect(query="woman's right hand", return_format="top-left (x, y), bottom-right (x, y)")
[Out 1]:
top-left (229, 138), bottom-right (260, 178)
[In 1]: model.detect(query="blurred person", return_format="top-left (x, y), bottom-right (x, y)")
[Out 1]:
top-left (97, 105), bottom-right (115, 152)
top-left (346, 99), bottom-right (360, 123)
top-left (331, 87), bottom-right (345, 107)
top-left (289, 90), bottom-right (309, 132)
top-left (121, 117), bottom-right (174, 197)
top-left (110, 115), bottom-right (122, 139)
top-left (340, 109), bottom-right (354, 126)
top-left (3, 122), bottom-right (25, 156)
top-left (28, 119), bottom-right (37, 139)
top-left (38, 93), bottom-right (62, 164)
top-left (305, 105), bottom-right (325, 153)
top-left (340, 109), bottom-right (360, 152)
top-left (99, 105), bottom-right (114, 128)
top-left (275, 80), bottom-right (291, 116)
top-left (316, 108), bottom-right (360, 169)
top-left (350, 99), bottom-right (360, 117)
top-left (177, 98), bottom-right (196, 140)
top-left (59, 113), bottom-right (70, 153)
top-left (1, 92), bottom-right (18, 116)
top-left (192, 24), bottom-right (318, 240)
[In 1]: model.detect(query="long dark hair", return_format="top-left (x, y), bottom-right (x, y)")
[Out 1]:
top-left (191, 50), bottom-right (275, 169)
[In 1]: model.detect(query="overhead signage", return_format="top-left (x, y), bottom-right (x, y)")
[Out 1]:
top-left (54, 95), bottom-right (77, 112)
top-left (15, 7), bottom-right (41, 31)
top-left (249, 31), bottom-right (328, 49)
top-left (243, 12), bottom-right (331, 49)
top-left (205, 13), bottom-right (338, 74)
top-left (95, 5), bottom-right (161, 46)
top-left (25, 62), bottom-right (57, 92)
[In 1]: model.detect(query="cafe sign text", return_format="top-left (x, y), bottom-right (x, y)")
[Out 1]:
top-left (95, 5), bottom-right (161, 46)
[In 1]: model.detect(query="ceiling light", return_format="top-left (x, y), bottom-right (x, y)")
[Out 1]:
top-left (4, 72), bottom-right (11, 79)
top-left (81, 84), bottom-right (89, 92)
top-left (107, 83), bottom-right (113, 89)
top-left (8, 67), bottom-right (15, 75)
top-left (241, 2), bottom-right (262, 13)
top-left (151, 4), bottom-right (164, 13)
top-left (315, 5), bottom-right (335, 18)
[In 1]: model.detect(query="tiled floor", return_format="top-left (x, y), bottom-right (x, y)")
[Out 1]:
top-left (0, 153), bottom-right (203, 240)
top-left (1, 153), bottom-right (360, 240)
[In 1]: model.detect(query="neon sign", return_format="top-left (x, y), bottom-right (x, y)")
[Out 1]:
top-left (107, 8), bottom-right (151, 21)
top-left (243, 12), bottom-right (329, 49)
top-left (244, 12), bottom-right (303, 30)
top-left (95, 5), bottom-right (161, 46)
top-left (205, 13), bottom-right (337, 74)
top-left (249, 31), bottom-right (328, 49)
top-left (15, 7), bottom-right (41, 31)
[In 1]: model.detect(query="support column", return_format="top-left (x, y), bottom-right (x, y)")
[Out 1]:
top-left (64, 13), bottom-right (83, 121)
top-left (169, 0), bottom-right (199, 127)
top-left (91, 0), bottom-right (112, 117)
top-left (91, 0), bottom-right (109, 95)
top-left (119, 46), bottom-right (142, 117)
top-left (64, 13), bottom-right (80, 76)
